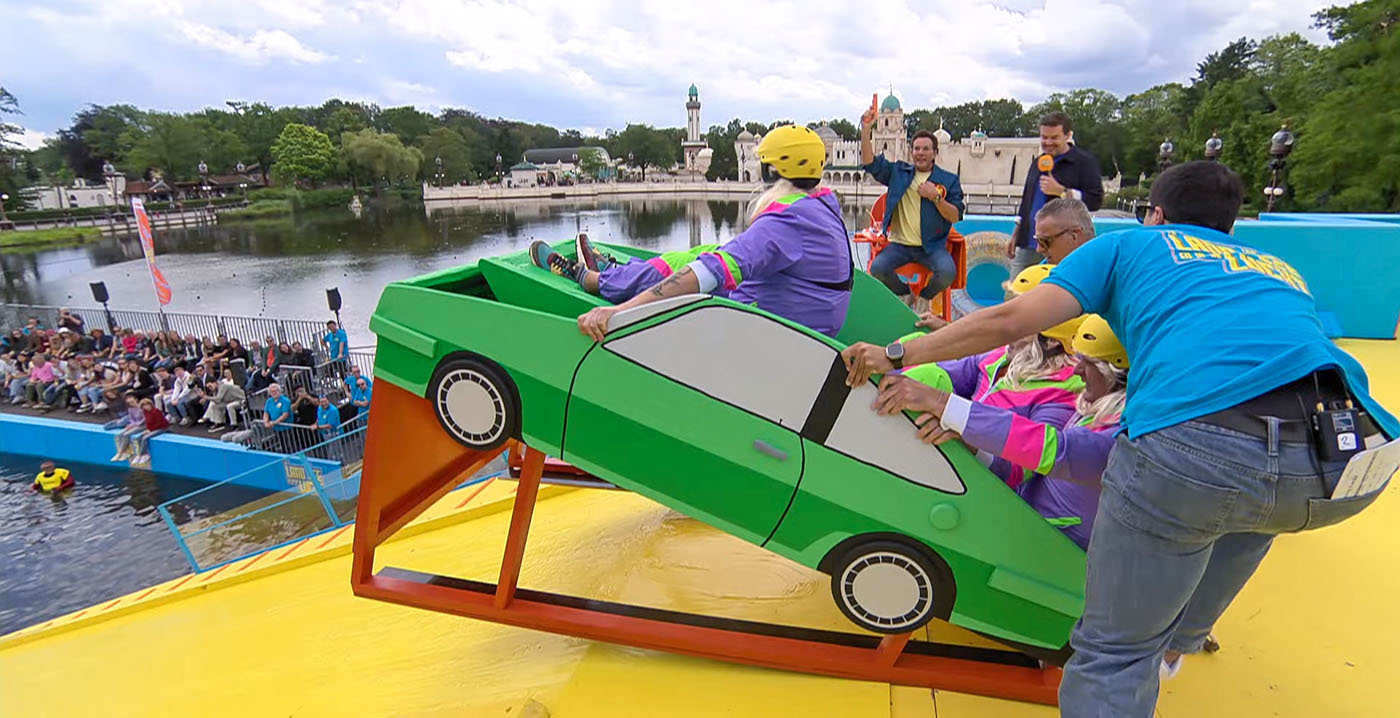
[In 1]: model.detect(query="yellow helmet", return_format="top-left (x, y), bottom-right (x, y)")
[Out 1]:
top-left (1008, 264), bottom-right (1055, 295)
top-left (1009, 264), bottom-right (1083, 343)
top-left (1073, 315), bottom-right (1129, 369)
top-left (755, 124), bottom-right (827, 180)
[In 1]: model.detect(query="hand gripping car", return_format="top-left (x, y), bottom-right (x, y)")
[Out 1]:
top-left (350, 240), bottom-right (1085, 705)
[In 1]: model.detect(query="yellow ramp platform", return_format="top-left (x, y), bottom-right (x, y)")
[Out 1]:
top-left (3, 340), bottom-right (1399, 717)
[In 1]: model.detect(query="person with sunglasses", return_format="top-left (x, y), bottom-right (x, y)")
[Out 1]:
top-left (841, 160), bottom-right (1397, 716)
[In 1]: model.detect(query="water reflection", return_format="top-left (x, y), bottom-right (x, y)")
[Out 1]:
top-left (1, 196), bottom-right (877, 344)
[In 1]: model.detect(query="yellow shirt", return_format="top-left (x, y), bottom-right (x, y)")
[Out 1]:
top-left (890, 170), bottom-right (930, 246)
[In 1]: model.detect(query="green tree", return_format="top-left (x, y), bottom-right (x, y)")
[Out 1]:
top-left (1, 86), bottom-right (24, 212)
top-left (417, 127), bottom-right (474, 184)
top-left (807, 118), bottom-right (858, 141)
top-left (1028, 88), bottom-right (1126, 176)
top-left (704, 118), bottom-right (745, 181)
top-left (225, 101), bottom-right (300, 184)
top-left (123, 113), bottom-right (207, 180)
top-left (612, 124), bottom-right (675, 180)
top-left (1119, 83), bottom-right (1189, 181)
top-left (341, 128), bottom-right (422, 192)
top-left (576, 148), bottom-right (608, 180)
top-left (270, 123), bottom-right (336, 187)
top-left (1291, 0), bottom-right (1400, 210)
top-left (380, 106), bottom-right (436, 147)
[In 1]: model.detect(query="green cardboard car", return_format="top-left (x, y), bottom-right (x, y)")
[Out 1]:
top-left (368, 240), bottom-right (1087, 655)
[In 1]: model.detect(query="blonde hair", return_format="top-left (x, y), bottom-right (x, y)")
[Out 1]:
top-left (1002, 335), bottom-right (1075, 391)
top-left (746, 178), bottom-right (829, 224)
top-left (1075, 359), bottom-right (1128, 429)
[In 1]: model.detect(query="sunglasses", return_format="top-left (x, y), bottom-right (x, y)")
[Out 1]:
top-left (1033, 226), bottom-right (1077, 251)
top-left (1135, 204), bottom-right (1153, 223)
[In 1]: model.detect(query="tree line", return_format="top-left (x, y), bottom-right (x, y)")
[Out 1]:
top-left (0, 0), bottom-right (1394, 211)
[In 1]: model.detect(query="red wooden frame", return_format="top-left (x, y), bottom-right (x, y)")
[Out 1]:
top-left (351, 381), bottom-right (1062, 706)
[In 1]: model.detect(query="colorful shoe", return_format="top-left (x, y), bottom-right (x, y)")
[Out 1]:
top-left (574, 233), bottom-right (615, 272)
top-left (529, 240), bottom-right (578, 278)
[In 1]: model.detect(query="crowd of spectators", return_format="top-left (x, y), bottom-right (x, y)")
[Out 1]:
top-left (2, 311), bottom-right (369, 460)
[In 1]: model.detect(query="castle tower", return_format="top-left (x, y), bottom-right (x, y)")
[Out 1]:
top-left (735, 129), bottom-right (759, 182)
top-left (872, 92), bottom-right (908, 163)
top-left (682, 83), bottom-right (708, 175)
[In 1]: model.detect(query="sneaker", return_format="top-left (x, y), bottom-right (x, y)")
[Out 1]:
top-left (207, 424), bottom-right (224, 433)
top-left (93, 402), bottom-right (108, 411)
top-left (181, 417), bottom-right (193, 426)
top-left (529, 239), bottom-right (577, 278)
top-left (574, 233), bottom-right (615, 272)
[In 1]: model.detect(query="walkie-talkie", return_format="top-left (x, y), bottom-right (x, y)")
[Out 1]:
top-left (1312, 398), bottom-right (1362, 462)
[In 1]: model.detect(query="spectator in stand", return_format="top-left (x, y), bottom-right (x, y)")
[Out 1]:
top-left (23, 317), bottom-right (42, 335)
top-left (97, 360), bottom-right (131, 409)
top-left (247, 365), bottom-right (274, 394)
top-left (107, 394), bottom-right (146, 461)
top-left (42, 357), bottom-right (83, 410)
top-left (128, 359), bottom-right (158, 400)
top-left (2, 330), bottom-right (22, 354)
top-left (1, 352), bottom-right (21, 400)
top-left (277, 341), bottom-right (295, 370)
top-left (262, 383), bottom-right (294, 452)
top-left (166, 365), bottom-right (197, 424)
top-left (26, 329), bottom-right (50, 355)
top-left (128, 397), bottom-right (170, 465)
top-left (290, 341), bottom-right (314, 368)
top-left (23, 353), bottom-right (56, 408)
top-left (248, 340), bottom-right (265, 371)
top-left (181, 334), bottom-right (203, 364)
top-left (225, 337), bottom-right (249, 368)
top-left (207, 335), bottom-right (232, 365)
top-left (7, 352), bottom-right (31, 403)
top-left (58, 308), bottom-right (85, 334)
top-left (151, 367), bottom-right (175, 413)
top-left (137, 332), bottom-right (159, 366)
top-left (151, 334), bottom-right (177, 370)
top-left (202, 378), bottom-right (246, 433)
top-left (321, 320), bottom-right (350, 379)
top-left (349, 376), bottom-right (372, 422)
top-left (90, 329), bottom-right (116, 361)
top-left (76, 357), bottom-right (108, 412)
top-left (315, 395), bottom-right (340, 440)
top-left (179, 376), bottom-right (207, 424)
top-left (119, 329), bottom-right (141, 359)
top-left (343, 364), bottom-right (372, 398)
top-left (291, 386), bottom-right (320, 451)
top-left (261, 335), bottom-right (282, 373)
top-left (50, 329), bottom-right (78, 361)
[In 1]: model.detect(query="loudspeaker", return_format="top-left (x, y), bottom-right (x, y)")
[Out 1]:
top-left (90, 281), bottom-right (110, 304)
top-left (326, 287), bottom-right (342, 313)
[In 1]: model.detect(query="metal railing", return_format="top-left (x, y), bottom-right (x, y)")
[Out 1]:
top-left (0, 303), bottom-right (342, 361)
top-left (156, 417), bottom-right (500, 573)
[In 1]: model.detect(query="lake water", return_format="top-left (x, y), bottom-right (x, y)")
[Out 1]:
top-left (0, 453), bottom-right (272, 635)
top-left (1, 196), bottom-right (884, 345)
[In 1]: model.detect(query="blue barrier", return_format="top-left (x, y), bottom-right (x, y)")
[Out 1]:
top-left (0, 413), bottom-right (337, 490)
top-left (948, 213), bottom-right (1400, 340)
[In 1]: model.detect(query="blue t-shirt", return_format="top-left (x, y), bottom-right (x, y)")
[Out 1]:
top-left (1046, 225), bottom-right (1398, 439)
top-left (264, 395), bottom-right (293, 431)
top-left (316, 405), bottom-right (340, 435)
top-left (324, 329), bottom-right (349, 360)
top-left (349, 384), bottom-right (372, 415)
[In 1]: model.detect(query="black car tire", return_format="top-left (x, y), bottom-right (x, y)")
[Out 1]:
top-left (828, 539), bottom-right (950, 634)
top-left (427, 357), bottom-right (519, 451)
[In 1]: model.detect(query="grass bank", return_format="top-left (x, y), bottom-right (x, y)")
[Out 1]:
top-left (0, 226), bottom-right (103, 250)
top-left (220, 199), bottom-right (294, 221)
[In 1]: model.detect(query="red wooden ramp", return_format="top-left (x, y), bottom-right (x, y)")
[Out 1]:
top-left (351, 380), bottom-right (1062, 706)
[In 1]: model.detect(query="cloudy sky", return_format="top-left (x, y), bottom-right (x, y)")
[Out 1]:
top-left (3, 0), bottom-right (1338, 149)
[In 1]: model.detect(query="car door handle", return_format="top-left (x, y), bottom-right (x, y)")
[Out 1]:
top-left (753, 440), bottom-right (788, 462)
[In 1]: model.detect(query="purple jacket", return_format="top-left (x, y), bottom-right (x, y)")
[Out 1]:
top-left (695, 188), bottom-right (852, 337)
top-left (945, 401), bottom-right (1116, 550)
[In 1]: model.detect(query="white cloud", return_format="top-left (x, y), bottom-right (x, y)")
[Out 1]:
top-left (176, 23), bottom-right (331, 64)
top-left (12, 127), bottom-right (52, 151)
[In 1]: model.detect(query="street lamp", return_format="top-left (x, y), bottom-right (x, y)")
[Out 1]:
top-left (1264, 124), bottom-right (1295, 212)
top-left (435, 155), bottom-right (443, 187)
top-left (495, 153), bottom-right (503, 183)
top-left (1157, 138), bottom-right (1175, 173)
top-left (0, 192), bottom-right (10, 227)
top-left (197, 159), bottom-right (209, 201)
top-left (1204, 131), bottom-right (1223, 161)
top-left (628, 151), bottom-right (634, 181)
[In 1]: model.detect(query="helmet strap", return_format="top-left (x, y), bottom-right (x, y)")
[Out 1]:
top-left (760, 163), bottom-right (781, 185)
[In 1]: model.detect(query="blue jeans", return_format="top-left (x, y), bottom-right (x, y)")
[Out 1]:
top-left (1059, 419), bottom-right (1385, 717)
top-left (869, 242), bottom-right (956, 298)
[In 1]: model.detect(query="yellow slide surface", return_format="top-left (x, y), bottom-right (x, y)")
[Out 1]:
top-left (3, 340), bottom-right (1398, 717)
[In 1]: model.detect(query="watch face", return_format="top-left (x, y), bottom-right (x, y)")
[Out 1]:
top-left (886, 342), bottom-right (904, 359)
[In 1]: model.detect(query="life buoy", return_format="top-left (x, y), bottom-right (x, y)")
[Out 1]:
top-left (34, 468), bottom-right (74, 492)
top-left (949, 231), bottom-right (1015, 319)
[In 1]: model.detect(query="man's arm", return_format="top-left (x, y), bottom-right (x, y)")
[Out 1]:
top-left (841, 284), bottom-right (1083, 386)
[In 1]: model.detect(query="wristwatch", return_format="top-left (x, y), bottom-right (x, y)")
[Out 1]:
top-left (885, 341), bottom-right (905, 370)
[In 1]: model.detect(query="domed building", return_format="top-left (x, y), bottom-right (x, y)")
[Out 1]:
top-left (734, 92), bottom-right (908, 184)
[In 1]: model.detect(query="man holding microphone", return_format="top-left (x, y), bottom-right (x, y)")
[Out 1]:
top-left (846, 161), bottom-right (1397, 717)
top-left (1009, 112), bottom-right (1103, 277)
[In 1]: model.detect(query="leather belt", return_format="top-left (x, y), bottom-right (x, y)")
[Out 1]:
top-left (1194, 371), bottom-right (1351, 443)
